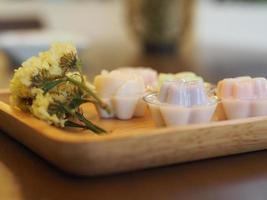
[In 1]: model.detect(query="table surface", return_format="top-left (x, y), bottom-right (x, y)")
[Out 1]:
top-left (1, 130), bottom-right (267, 200)
top-left (1, 40), bottom-right (267, 200)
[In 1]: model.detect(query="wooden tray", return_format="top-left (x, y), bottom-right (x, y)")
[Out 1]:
top-left (1, 89), bottom-right (267, 176)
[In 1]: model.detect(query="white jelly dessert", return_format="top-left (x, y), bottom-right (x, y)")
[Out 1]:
top-left (217, 76), bottom-right (267, 119)
top-left (144, 79), bottom-right (217, 126)
top-left (94, 70), bottom-right (146, 120)
top-left (118, 67), bottom-right (158, 88)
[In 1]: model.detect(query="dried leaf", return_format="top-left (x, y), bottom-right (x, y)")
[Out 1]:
top-left (42, 79), bottom-right (66, 93)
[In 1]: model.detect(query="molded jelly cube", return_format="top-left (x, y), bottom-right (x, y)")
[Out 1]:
top-left (217, 77), bottom-right (267, 119)
top-left (145, 79), bottom-right (217, 126)
top-left (232, 80), bottom-right (254, 99)
top-left (253, 78), bottom-right (267, 99)
top-left (187, 81), bottom-right (207, 106)
top-left (159, 80), bottom-right (207, 107)
top-left (94, 70), bottom-right (146, 120)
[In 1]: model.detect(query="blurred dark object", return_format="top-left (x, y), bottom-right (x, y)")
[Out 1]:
top-left (127, 0), bottom-right (195, 55)
top-left (0, 17), bottom-right (43, 32)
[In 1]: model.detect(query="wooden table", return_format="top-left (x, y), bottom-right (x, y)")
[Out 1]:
top-left (1, 130), bottom-right (267, 200)
top-left (2, 42), bottom-right (267, 200)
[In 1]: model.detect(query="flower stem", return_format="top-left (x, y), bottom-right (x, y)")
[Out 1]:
top-left (67, 77), bottom-right (111, 113)
top-left (75, 112), bottom-right (106, 133)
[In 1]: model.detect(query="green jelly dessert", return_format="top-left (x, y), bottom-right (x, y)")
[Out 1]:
top-left (158, 71), bottom-right (203, 87)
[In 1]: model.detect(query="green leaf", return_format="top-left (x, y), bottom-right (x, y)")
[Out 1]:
top-left (69, 98), bottom-right (89, 109)
top-left (76, 59), bottom-right (83, 72)
top-left (66, 76), bottom-right (111, 114)
top-left (56, 103), bottom-right (73, 115)
top-left (75, 112), bottom-right (106, 134)
top-left (42, 79), bottom-right (66, 93)
top-left (54, 103), bottom-right (106, 134)
top-left (64, 120), bottom-right (87, 129)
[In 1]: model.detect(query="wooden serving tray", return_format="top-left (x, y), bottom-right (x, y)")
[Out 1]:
top-left (1, 89), bottom-right (267, 176)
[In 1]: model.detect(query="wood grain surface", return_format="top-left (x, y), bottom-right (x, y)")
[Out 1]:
top-left (1, 89), bottom-right (267, 176)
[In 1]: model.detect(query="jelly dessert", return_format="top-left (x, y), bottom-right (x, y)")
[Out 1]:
top-left (117, 67), bottom-right (158, 89)
top-left (144, 79), bottom-right (217, 126)
top-left (217, 76), bottom-right (267, 119)
top-left (158, 71), bottom-right (203, 87)
top-left (94, 70), bottom-right (146, 120)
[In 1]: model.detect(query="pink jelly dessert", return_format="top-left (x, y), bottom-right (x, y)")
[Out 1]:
top-left (217, 76), bottom-right (267, 119)
top-left (144, 80), bottom-right (217, 126)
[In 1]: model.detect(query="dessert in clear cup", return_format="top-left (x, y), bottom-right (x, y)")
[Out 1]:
top-left (158, 71), bottom-right (203, 86)
top-left (217, 76), bottom-right (267, 119)
top-left (144, 79), bottom-right (218, 127)
top-left (93, 70), bottom-right (146, 120)
top-left (158, 71), bottom-right (215, 96)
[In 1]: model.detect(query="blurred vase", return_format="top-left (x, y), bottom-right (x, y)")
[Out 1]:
top-left (0, 52), bottom-right (11, 88)
top-left (126, 0), bottom-right (195, 55)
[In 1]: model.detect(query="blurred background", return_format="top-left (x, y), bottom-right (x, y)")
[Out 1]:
top-left (0, 0), bottom-right (267, 88)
